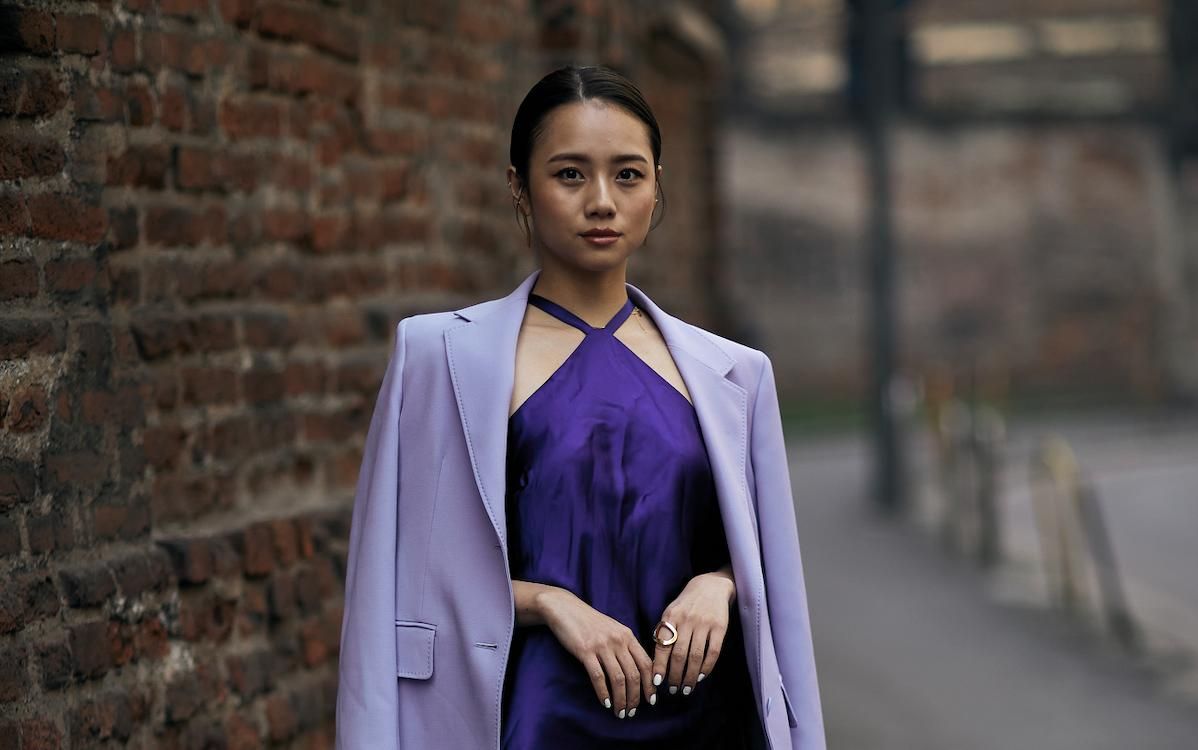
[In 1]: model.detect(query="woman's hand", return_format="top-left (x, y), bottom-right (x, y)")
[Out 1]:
top-left (651, 566), bottom-right (736, 698)
top-left (535, 586), bottom-right (656, 719)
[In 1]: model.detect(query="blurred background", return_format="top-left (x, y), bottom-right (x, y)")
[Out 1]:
top-left (1, 0), bottom-right (1196, 746)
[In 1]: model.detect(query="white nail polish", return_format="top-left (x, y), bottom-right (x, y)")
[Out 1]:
top-left (649, 693), bottom-right (656, 705)
top-left (683, 685), bottom-right (692, 695)
top-left (697, 673), bottom-right (706, 682)
top-left (604, 698), bottom-right (611, 709)
top-left (619, 709), bottom-right (626, 719)
top-left (653, 673), bottom-right (662, 686)
top-left (669, 685), bottom-right (678, 694)
top-left (629, 708), bottom-right (636, 717)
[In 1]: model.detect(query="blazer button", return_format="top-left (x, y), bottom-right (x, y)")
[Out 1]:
top-left (765, 696), bottom-right (772, 716)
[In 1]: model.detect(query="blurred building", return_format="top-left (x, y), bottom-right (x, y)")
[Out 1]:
top-left (723, 0), bottom-right (1196, 408)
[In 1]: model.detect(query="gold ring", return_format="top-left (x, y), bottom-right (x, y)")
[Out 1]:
top-left (652, 620), bottom-right (678, 646)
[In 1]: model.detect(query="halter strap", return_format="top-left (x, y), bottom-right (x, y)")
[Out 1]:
top-left (527, 292), bottom-right (634, 334)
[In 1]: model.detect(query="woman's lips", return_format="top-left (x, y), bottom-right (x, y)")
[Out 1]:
top-left (581, 234), bottom-right (620, 246)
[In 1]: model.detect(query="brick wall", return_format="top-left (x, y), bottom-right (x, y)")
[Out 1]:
top-left (0, 1), bottom-right (727, 746)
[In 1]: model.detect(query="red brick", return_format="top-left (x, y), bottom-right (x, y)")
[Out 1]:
top-left (226, 711), bottom-right (261, 750)
top-left (56, 13), bottom-right (105, 55)
top-left (0, 135), bottom-right (64, 180)
top-left (242, 365), bottom-right (286, 404)
top-left (0, 645), bottom-right (28, 703)
top-left (59, 563), bottom-right (116, 609)
top-left (241, 310), bottom-right (297, 348)
top-left (161, 0), bottom-right (211, 19)
top-left (26, 505), bottom-right (74, 554)
top-left (0, 194), bottom-right (30, 235)
top-left (130, 315), bottom-right (190, 360)
top-left (176, 145), bottom-right (229, 192)
top-left (219, 95), bottom-right (284, 140)
top-left (144, 204), bottom-right (226, 247)
top-left (142, 30), bottom-right (226, 77)
top-left (13, 10), bottom-right (55, 56)
top-left (126, 80), bottom-right (154, 126)
top-left (219, 0), bottom-right (255, 28)
top-left (109, 549), bottom-right (172, 597)
top-left (143, 424), bottom-right (187, 471)
top-left (366, 125), bottom-right (429, 157)
top-left (44, 257), bottom-right (98, 294)
top-left (190, 313), bottom-right (237, 352)
top-left (107, 143), bottom-right (170, 187)
top-left (72, 78), bottom-right (125, 122)
top-left (0, 514), bottom-right (19, 557)
top-left (0, 575), bottom-right (60, 635)
top-left (181, 366), bottom-right (239, 405)
top-left (26, 193), bottom-right (107, 244)
top-left (6, 387), bottom-right (47, 432)
top-left (68, 620), bottom-right (116, 679)
top-left (260, 207), bottom-right (311, 245)
top-left (150, 473), bottom-right (227, 525)
top-left (260, 50), bottom-right (360, 108)
top-left (0, 317), bottom-right (67, 359)
top-left (44, 450), bottom-right (107, 487)
top-left (135, 616), bottom-right (169, 660)
top-left (283, 361), bottom-right (325, 396)
top-left (265, 692), bottom-right (298, 742)
top-left (158, 537), bottom-right (215, 585)
top-left (0, 260), bottom-right (38, 301)
top-left (178, 590), bottom-right (236, 643)
top-left (236, 522), bottom-right (275, 577)
top-left (110, 27), bottom-right (138, 71)
top-left (91, 496), bottom-right (150, 541)
top-left (37, 640), bottom-right (72, 690)
top-left (269, 519), bottom-right (299, 566)
top-left (0, 68), bottom-right (67, 118)
top-left (158, 80), bottom-right (188, 131)
top-left (71, 689), bottom-right (136, 742)
top-left (17, 716), bottom-right (60, 750)
top-left (255, 2), bottom-right (360, 62)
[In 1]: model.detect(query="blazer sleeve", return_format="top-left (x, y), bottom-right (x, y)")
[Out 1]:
top-left (336, 318), bottom-right (409, 750)
top-left (750, 352), bottom-right (827, 750)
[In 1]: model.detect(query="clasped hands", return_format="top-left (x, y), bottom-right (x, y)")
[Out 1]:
top-left (536, 564), bottom-right (736, 720)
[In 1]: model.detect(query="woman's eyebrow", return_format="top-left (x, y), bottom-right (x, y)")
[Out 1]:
top-left (547, 153), bottom-right (649, 164)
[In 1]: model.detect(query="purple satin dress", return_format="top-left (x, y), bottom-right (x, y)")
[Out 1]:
top-left (500, 292), bottom-right (757, 749)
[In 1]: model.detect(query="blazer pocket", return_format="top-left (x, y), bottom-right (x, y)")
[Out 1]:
top-left (395, 620), bottom-right (436, 680)
top-left (779, 678), bottom-right (799, 728)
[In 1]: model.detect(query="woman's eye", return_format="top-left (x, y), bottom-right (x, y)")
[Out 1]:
top-left (619, 168), bottom-right (643, 181)
top-left (556, 167), bottom-right (582, 180)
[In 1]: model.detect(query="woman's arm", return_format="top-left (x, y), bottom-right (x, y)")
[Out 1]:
top-left (512, 578), bottom-right (567, 626)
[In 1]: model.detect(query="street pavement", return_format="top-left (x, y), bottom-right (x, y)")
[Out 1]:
top-left (789, 429), bottom-right (1198, 749)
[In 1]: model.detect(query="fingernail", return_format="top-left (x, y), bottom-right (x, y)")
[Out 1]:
top-left (683, 685), bottom-right (692, 695)
top-left (619, 709), bottom-right (626, 719)
top-left (649, 693), bottom-right (657, 706)
top-left (629, 707), bottom-right (637, 717)
top-left (653, 673), bottom-right (662, 686)
top-left (604, 698), bottom-right (611, 709)
top-left (698, 673), bottom-right (706, 682)
top-left (669, 685), bottom-right (678, 695)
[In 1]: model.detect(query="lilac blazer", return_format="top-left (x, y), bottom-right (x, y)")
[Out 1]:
top-left (335, 268), bottom-right (826, 750)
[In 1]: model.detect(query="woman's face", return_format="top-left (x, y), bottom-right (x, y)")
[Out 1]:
top-left (509, 99), bottom-right (661, 273)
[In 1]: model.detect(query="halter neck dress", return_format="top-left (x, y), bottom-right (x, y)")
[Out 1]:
top-left (500, 291), bottom-right (758, 749)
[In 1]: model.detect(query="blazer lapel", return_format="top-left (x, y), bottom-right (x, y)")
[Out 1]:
top-left (444, 269), bottom-right (759, 565)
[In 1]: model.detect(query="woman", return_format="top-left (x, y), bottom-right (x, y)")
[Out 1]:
top-left (336, 65), bottom-right (825, 750)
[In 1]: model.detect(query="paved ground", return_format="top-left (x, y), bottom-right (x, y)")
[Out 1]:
top-left (790, 430), bottom-right (1198, 749)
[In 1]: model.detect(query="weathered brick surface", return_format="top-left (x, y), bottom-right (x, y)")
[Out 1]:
top-left (1, 0), bottom-right (721, 744)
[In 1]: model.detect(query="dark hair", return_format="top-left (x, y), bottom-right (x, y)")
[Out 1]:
top-left (509, 64), bottom-right (666, 244)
